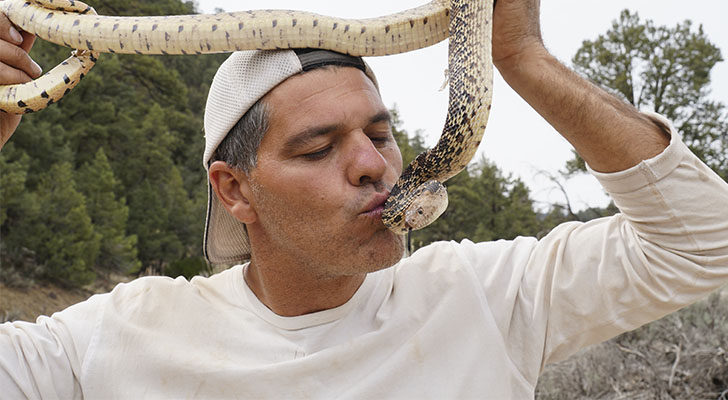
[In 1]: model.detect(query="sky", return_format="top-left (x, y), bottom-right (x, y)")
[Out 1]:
top-left (195, 0), bottom-right (728, 212)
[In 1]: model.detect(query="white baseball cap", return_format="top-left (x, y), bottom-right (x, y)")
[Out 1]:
top-left (202, 49), bottom-right (379, 265)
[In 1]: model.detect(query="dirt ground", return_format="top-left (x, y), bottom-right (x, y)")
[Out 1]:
top-left (0, 275), bottom-right (131, 322)
top-left (0, 283), bottom-right (91, 322)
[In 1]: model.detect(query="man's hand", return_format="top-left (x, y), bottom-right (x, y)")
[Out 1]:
top-left (0, 12), bottom-right (40, 149)
top-left (489, 0), bottom-right (670, 173)
top-left (491, 0), bottom-right (544, 68)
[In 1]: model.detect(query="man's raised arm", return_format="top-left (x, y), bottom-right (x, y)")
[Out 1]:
top-left (492, 0), bottom-right (670, 172)
top-left (474, 0), bottom-right (728, 380)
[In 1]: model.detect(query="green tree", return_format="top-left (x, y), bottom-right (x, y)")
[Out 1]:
top-left (27, 162), bottom-right (100, 286)
top-left (76, 148), bottom-right (140, 275)
top-left (567, 10), bottom-right (727, 180)
top-left (499, 180), bottom-right (543, 239)
top-left (122, 104), bottom-right (196, 274)
top-left (0, 145), bottom-right (40, 286)
top-left (0, 145), bottom-right (30, 228)
top-left (390, 106), bottom-right (428, 166)
top-left (409, 156), bottom-right (543, 249)
top-left (2, 0), bottom-right (221, 285)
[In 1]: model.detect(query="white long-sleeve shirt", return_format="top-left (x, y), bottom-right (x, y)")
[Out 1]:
top-left (2, 115), bottom-right (727, 398)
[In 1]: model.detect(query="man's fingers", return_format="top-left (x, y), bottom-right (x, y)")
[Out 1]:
top-left (0, 12), bottom-right (36, 150)
top-left (0, 12), bottom-right (38, 54)
top-left (0, 62), bottom-right (33, 85)
top-left (19, 30), bottom-right (36, 53)
top-left (0, 39), bottom-right (41, 81)
top-left (0, 12), bottom-right (23, 45)
top-left (0, 12), bottom-right (41, 81)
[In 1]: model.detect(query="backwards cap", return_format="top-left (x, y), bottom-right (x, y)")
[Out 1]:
top-left (202, 49), bottom-right (379, 265)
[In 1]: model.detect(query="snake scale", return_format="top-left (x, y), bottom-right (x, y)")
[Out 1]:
top-left (0, 0), bottom-right (493, 234)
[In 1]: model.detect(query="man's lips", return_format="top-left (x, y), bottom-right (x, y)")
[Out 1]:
top-left (361, 192), bottom-right (390, 217)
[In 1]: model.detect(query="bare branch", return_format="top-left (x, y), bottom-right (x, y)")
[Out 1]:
top-left (615, 343), bottom-right (648, 361)
top-left (668, 343), bottom-right (681, 390)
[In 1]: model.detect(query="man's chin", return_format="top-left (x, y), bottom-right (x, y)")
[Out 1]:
top-left (325, 224), bottom-right (406, 276)
top-left (363, 230), bottom-right (407, 272)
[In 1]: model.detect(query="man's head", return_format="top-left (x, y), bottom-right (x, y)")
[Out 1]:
top-left (203, 50), bottom-right (405, 275)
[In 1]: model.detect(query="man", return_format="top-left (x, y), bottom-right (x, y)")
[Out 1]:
top-left (2, 0), bottom-right (727, 398)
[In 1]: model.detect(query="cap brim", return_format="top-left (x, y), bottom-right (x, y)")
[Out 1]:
top-left (203, 182), bottom-right (251, 265)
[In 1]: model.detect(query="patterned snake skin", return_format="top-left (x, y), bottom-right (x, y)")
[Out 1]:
top-left (0, 0), bottom-right (493, 234)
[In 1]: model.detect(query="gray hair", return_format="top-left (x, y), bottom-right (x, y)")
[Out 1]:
top-left (211, 99), bottom-right (269, 173)
top-left (211, 65), bottom-right (375, 173)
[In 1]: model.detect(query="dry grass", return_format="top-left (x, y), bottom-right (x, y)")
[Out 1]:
top-left (0, 273), bottom-right (131, 323)
top-left (0, 282), bottom-right (91, 322)
top-left (536, 288), bottom-right (728, 399)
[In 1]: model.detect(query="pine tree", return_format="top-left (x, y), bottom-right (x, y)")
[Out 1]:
top-left (0, 145), bottom-right (30, 227)
top-left (76, 148), bottom-right (141, 275)
top-left (2, 0), bottom-right (223, 285)
top-left (121, 105), bottom-right (197, 273)
top-left (26, 162), bottom-right (101, 286)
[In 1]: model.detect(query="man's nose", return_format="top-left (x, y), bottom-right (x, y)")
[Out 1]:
top-left (345, 130), bottom-right (388, 186)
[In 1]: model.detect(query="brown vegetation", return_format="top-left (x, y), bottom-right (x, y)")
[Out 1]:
top-left (0, 274), bottom-right (130, 323)
top-left (537, 288), bottom-right (728, 399)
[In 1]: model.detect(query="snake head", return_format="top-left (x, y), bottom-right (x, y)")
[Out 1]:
top-left (404, 180), bottom-right (448, 231)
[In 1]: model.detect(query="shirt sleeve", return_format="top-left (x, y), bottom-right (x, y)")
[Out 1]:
top-left (466, 113), bottom-right (728, 384)
top-left (0, 292), bottom-right (106, 399)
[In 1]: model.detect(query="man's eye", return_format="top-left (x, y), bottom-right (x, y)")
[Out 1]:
top-left (369, 135), bottom-right (390, 145)
top-left (301, 147), bottom-right (331, 161)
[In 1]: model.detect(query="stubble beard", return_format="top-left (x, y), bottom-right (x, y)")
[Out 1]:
top-left (248, 179), bottom-right (406, 279)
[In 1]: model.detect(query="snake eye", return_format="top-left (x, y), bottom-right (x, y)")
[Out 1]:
top-left (417, 209), bottom-right (424, 215)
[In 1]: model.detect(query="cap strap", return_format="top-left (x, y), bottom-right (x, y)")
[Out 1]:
top-left (294, 49), bottom-right (367, 73)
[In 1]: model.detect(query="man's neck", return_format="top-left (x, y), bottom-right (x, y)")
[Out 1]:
top-left (243, 260), bottom-right (366, 317)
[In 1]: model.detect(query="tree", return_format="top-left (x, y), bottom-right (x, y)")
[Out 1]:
top-left (0, 145), bottom-right (30, 228)
top-left (76, 148), bottom-right (140, 275)
top-left (1, 0), bottom-right (222, 285)
top-left (391, 108), bottom-right (547, 249)
top-left (390, 105), bottom-right (428, 166)
top-left (408, 156), bottom-right (544, 249)
top-left (0, 145), bottom-right (40, 286)
top-left (25, 162), bottom-right (101, 287)
top-left (567, 10), bottom-right (727, 180)
top-left (122, 104), bottom-right (197, 274)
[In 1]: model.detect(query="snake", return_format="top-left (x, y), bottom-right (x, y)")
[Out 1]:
top-left (0, 0), bottom-right (493, 234)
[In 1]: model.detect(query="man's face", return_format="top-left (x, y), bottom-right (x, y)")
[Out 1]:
top-left (246, 66), bottom-right (405, 277)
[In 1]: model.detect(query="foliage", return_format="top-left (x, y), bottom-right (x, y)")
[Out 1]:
top-left (76, 148), bottom-right (140, 275)
top-left (164, 257), bottom-right (210, 280)
top-left (0, 0), bottom-right (221, 287)
top-left (567, 10), bottom-right (727, 181)
top-left (390, 106), bottom-right (428, 167)
top-left (392, 111), bottom-right (550, 249)
top-left (26, 162), bottom-right (100, 287)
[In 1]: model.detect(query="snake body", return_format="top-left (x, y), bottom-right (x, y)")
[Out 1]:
top-left (0, 0), bottom-right (493, 234)
top-left (0, 0), bottom-right (450, 113)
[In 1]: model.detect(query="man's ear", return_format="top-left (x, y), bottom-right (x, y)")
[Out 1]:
top-left (209, 161), bottom-right (257, 224)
